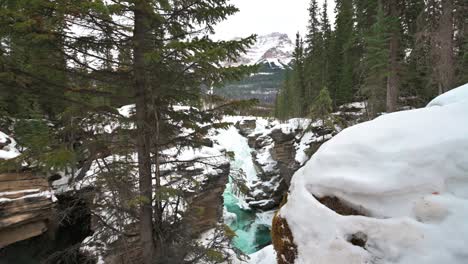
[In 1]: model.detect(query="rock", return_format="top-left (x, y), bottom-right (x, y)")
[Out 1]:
top-left (235, 119), bottom-right (256, 137)
top-left (272, 213), bottom-right (297, 264)
top-left (269, 129), bottom-right (295, 143)
top-left (0, 137), bottom-right (11, 149)
top-left (184, 162), bottom-right (230, 235)
top-left (0, 172), bottom-right (56, 248)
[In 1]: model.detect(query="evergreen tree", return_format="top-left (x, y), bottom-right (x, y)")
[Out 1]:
top-left (303, 0), bottom-right (324, 109)
top-left (305, 0), bottom-right (320, 54)
top-left (319, 0), bottom-right (332, 89)
top-left (309, 87), bottom-right (333, 141)
top-left (330, 0), bottom-right (356, 106)
top-left (360, 1), bottom-right (389, 117)
top-left (292, 33), bottom-right (307, 116)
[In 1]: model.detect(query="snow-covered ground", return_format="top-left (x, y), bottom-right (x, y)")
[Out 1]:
top-left (280, 83), bottom-right (468, 264)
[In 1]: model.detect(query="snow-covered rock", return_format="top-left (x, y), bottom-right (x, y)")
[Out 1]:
top-left (0, 131), bottom-right (20, 160)
top-left (0, 132), bottom-right (57, 248)
top-left (276, 83), bottom-right (468, 264)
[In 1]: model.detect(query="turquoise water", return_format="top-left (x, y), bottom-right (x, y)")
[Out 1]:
top-left (224, 182), bottom-right (272, 254)
top-left (215, 125), bottom-right (272, 254)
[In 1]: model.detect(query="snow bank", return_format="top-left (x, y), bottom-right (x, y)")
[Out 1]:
top-left (281, 83), bottom-right (468, 264)
top-left (427, 83), bottom-right (468, 107)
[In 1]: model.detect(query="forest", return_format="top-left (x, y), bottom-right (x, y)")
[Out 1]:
top-left (275, 0), bottom-right (467, 119)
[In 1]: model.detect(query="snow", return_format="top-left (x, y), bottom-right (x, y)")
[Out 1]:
top-left (213, 123), bottom-right (259, 186)
top-left (0, 131), bottom-right (20, 160)
top-left (339, 101), bottom-right (367, 110)
top-left (295, 132), bottom-right (314, 165)
top-left (246, 245), bottom-right (277, 264)
top-left (253, 72), bottom-right (275, 76)
top-left (227, 33), bottom-right (293, 68)
top-left (255, 210), bottom-right (276, 228)
top-left (427, 82), bottom-right (468, 107)
top-left (281, 83), bottom-right (468, 264)
top-left (0, 190), bottom-right (56, 203)
top-left (117, 104), bottom-right (135, 117)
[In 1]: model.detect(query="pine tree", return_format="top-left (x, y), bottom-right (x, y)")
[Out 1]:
top-left (361, 1), bottom-right (389, 117)
top-left (275, 70), bottom-right (293, 120)
top-left (303, 0), bottom-right (324, 110)
top-left (330, 0), bottom-right (356, 106)
top-left (310, 87), bottom-right (333, 140)
top-left (292, 33), bottom-right (307, 116)
top-left (305, 0), bottom-right (320, 54)
top-left (319, 0), bottom-right (332, 89)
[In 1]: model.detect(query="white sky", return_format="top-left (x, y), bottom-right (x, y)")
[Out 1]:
top-left (214, 0), bottom-right (335, 41)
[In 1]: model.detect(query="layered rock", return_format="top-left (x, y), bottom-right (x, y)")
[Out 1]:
top-left (182, 162), bottom-right (230, 235)
top-left (0, 172), bottom-right (56, 248)
top-left (0, 132), bottom-right (57, 249)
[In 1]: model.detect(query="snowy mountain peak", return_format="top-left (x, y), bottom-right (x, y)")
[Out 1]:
top-left (229, 32), bottom-right (294, 68)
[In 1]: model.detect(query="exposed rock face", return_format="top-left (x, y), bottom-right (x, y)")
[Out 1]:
top-left (0, 188), bottom-right (93, 263)
top-left (233, 104), bottom-right (369, 211)
top-left (272, 213), bottom-right (297, 264)
top-left (269, 129), bottom-right (300, 186)
top-left (247, 128), bottom-right (300, 210)
top-left (0, 172), bottom-right (56, 249)
top-left (184, 162), bottom-right (230, 235)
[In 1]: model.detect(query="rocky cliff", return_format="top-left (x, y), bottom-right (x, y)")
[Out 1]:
top-left (232, 102), bottom-right (367, 211)
top-left (0, 172), bottom-right (56, 249)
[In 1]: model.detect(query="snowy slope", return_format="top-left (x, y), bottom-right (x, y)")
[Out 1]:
top-left (228, 32), bottom-right (293, 68)
top-left (280, 83), bottom-right (468, 264)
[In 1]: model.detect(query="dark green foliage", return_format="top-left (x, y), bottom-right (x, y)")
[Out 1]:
top-left (1, 119), bottom-right (75, 172)
top-left (359, 1), bottom-right (389, 117)
top-left (275, 0), bottom-right (467, 119)
top-left (310, 87), bottom-right (333, 119)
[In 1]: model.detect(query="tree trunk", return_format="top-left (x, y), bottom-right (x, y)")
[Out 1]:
top-left (386, 0), bottom-right (400, 113)
top-left (133, 1), bottom-right (155, 263)
top-left (437, 0), bottom-right (454, 94)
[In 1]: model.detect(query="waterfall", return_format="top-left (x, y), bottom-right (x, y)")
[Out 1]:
top-left (214, 124), bottom-right (272, 254)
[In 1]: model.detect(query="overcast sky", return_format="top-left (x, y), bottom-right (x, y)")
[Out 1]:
top-left (214, 0), bottom-right (335, 41)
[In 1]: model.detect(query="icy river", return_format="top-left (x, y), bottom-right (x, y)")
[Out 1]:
top-left (214, 125), bottom-right (272, 254)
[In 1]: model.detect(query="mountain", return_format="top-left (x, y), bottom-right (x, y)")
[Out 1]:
top-left (216, 33), bottom-right (294, 105)
top-left (228, 32), bottom-right (294, 68)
